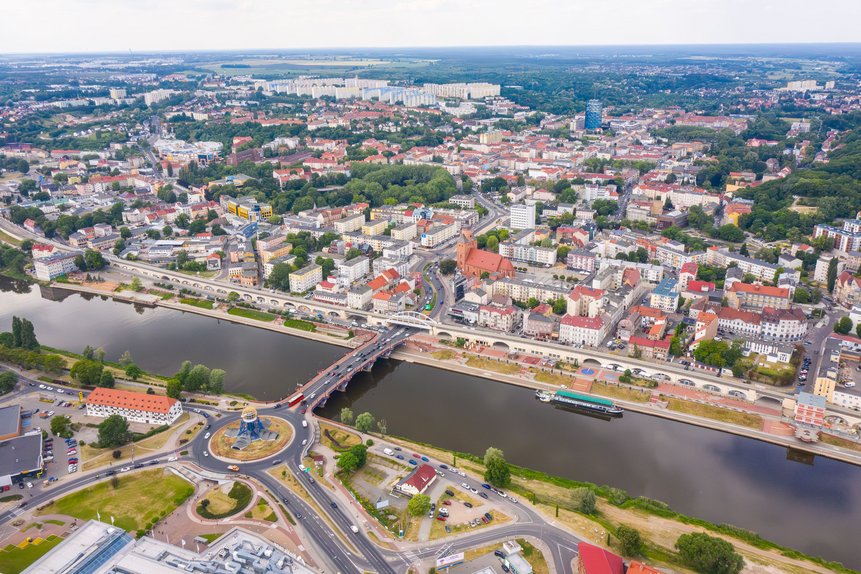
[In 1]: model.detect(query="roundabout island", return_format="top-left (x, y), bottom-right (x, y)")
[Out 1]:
top-left (208, 407), bottom-right (293, 462)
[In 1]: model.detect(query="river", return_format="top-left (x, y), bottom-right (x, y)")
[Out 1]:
top-left (1, 277), bottom-right (858, 569)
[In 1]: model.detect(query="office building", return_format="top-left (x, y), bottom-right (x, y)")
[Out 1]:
top-left (585, 99), bottom-right (603, 130)
top-left (509, 203), bottom-right (536, 230)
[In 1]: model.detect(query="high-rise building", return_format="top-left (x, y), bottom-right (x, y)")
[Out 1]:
top-left (585, 99), bottom-right (603, 130)
top-left (509, 203), bottom-right (537, 230)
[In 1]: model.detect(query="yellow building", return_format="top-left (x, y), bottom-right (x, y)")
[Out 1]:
top-left (362, 220), bottom-right (388, 236)
top-left (813, 375), bottom-right (835, 402)
top-left (223, 196), bottom-right (273, 222)
top-left (259, 243), bottom-right (293, 263)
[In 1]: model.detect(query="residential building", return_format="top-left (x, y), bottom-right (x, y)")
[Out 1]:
top-left (86, 387), bottom-right (183, 425)
top-left (576, 542), bottom-right (623, 574)
top-left (813, 221), bottom-right (861, 253)
top-left (509, 203), bottom-right (537, 230)
top-left (347, 285), bottom-right (373, 310)
top-left (372, 291), bottom-right (406, 314)
top-left (336, 256), bottom-right (370, 286)
top-left (391, 221), bottom-right (417, 241)
top-left (398, 464), bottom-right (437, 496)
top-left (649, 278), bottom-right (679, 313)
top-left (33, 252), bottom-right (79, 280)
top-left (421, 223), bottom-right (459, 247)
top-left (523, 312), bottom-right (557, 339)
top-left (222, 196), bottom-right (272, 222)
top-left (584, 100), bottom-right (603, 130)
top-left (566, 249), bottom-right (597, 273)
top-left (289, 263), bottom-right (323, 293)
top-left (835, 271), bottom-right (861, 308)
top-left (478, 304), bottom-right (519, 332)
top-left (498, 241), bottom-right (557, 266)
top-left (449, 194), bottom-right (476, 209)
top-left (795, 392), bottom-right (827, 427)
top-left (559, 314), bottom-right (607, 347)
top-left (707, 248), bottom-right (779, 282)
top-left (725, 282), bottom-right (792, 311)
top-left (628, 335), bottom-right (671, 361)
top-left (334, 213), bottom-right (366, 234)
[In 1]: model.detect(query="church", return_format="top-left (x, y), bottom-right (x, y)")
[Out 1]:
top-left (455, 230), bottom-right (515, 279)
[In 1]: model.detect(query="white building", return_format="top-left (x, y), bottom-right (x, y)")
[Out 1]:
top-left (33, 252), bottom-right (79, 281)
top-left (559, 314), bottom-right (607, 347)
top-left (509, 203), bottom-right (537, 230)
top-left (85, 388), bottom-right (183, 425)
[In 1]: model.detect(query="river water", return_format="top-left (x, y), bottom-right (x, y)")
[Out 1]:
top-left (1, 278), bottom-right (858, 568)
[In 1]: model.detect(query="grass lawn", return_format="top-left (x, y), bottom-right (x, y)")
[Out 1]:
top-left (180, 297), bottom-right (214, 310)
top-left (199, 533), bottom-right (223, 543)
top-left (37, 469), bottom-right (193, 533)
top-left (197, 482), bottom-right (252, 519)
top-left (228, 307), bottom-right (276, 322)
top-left (432, 350), bottom-right (457, 360)
top-left (283, 318), bottom-right (316, 332)
top-left (244, 499), bottom-right (277, 522)
top-left (533, 370), bottom-right (575, 386)
top-left (209, 416), bottom-right (292, 461)
top-left (665, 398), bottom-right (763, 429)
top-left (591, 381), bottom-right (651, 403)
top-left (465, 356), bottom-right (521, 375)
top-left (0, 535), bottom-right (63, 574)
top-left (82, 413), bottom-right (189, 470)
top-left (0, 229), bottom-right (22, 247)
top-left (319, 422), bottom-right (361, 452)
top-left (517, 538), bottom-right (550, 574)
top-left (819, 433), bottom-right (861, 452)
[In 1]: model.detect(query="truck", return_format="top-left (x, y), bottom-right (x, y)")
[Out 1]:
top-left (287, 393), bottom-right (305, 407)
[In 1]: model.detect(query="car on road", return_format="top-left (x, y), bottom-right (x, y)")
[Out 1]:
top-left (470, 488), bottom-right (478, 494)
top-left (271, 459), bottom-right (282, 465)
top-left (119, 467), bottom-right (131, 472)
top-left (330, 502), bottom-right (337, 509)
top-left (442, 500), bottom-right (451, 506)
top-left (203, 451), bottom-right (209, 457)
top-left (167, 456), bottom-right (178, 462)
top-left (395, 454), bottom-right (404, 460)
top-left (463, 502), bottom-right (473, 508)
top-left (439, 464), bottom-right (448, 469)
top-left (445, 489), bottom-right (454, 496)
top-left (411, 453), bottom-right (421, 458)
top-left (479, 492), bottom-right (489, 499)
top-left (408, 459), bottom-right (417, 465)
top-left (481, 483), bottom-right (491, 489)
top-left (228, 465), bottom-right (240, 471)
top-left (204, 432), bottom-right (211, 439)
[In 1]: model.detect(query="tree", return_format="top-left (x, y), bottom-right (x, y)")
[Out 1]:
top-left (83, 249), bottom-right (107, 271)
top-left (10, 316), bottom-right (39, 350)
top-left (407, 494), bottom-right (431, 516)
top-left (856, 323), bottom-right (861, 339)
top-left (827, 257), bottom-right (839, 292)
top-left (71, 359), bottom-right (104, 386)
top-left (130, 277), bottom-right (143, 292)
top-left (208, 369), bottom-right (225, 394)
top-left (551, 298), bottom-right (567, 315)
top-left (227, 291), bottom-right (240, 304)
top-left (485, 235), bottom-right (499, 252)
top-left (739, 243), bottom-right (749, 256)
top-left (0, 371), bottom-right (17, 394)
top-left (175, 360), bottom-right (192, 385)
top-left (355, 412), bottom-right (376, 433)
top-left (184, 364), bottom-right (210, 392)
top-left (675, 532), bottom-right (744, 574)
top-left (337, 451), bottom-right (360, 473)
top-left (439, 259), bottom-right (457, 275)
top-left (118, 350), bottom-right (134, 367)
top-left (571, 487), bottom-right (597, 514)
top-left (51, 415), bottom-right (73, 438)
top-left (483, 447), bottom-right (511, 487)
top-left (166, 378), bottom-right (183, 399)
top-left (835, 316), bottom-right (853, 335)
top-left (377, 418), bottom-right (387, 435)
top-left (616, 525), bottom-right (643, 557)
top-left (98, 370), bottom-right (115, 388)
top-left (98, 414), bottom-right (131, 448)
top-left (349, 444), bottom-right (368, 467)
top-left (340, 407), bottom-right (354, 425)
top-left (124, 363), bottom-right (143, 381)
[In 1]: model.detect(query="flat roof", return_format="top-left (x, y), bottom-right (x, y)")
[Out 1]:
top-left (0, 433), bottom-right (42, 478)
top-left (0, 404), bottom-right (21, 436)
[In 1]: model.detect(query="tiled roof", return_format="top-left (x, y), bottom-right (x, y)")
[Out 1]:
top-left (86, 388), bottom-right (178, 414)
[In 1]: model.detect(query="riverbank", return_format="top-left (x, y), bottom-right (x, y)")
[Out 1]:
top-left (52, 280), bottom-right (861, 469)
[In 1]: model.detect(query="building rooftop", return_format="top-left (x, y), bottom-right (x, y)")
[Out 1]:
top-left (0, 404), bottom-right (21, 437)
top-left (0, 433), bottom-right (42, 481)
top-left (87, 387), bottom-right (179, 415)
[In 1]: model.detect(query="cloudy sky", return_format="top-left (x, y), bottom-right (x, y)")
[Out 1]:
top-left (3, 0), bottom-right (860, 54)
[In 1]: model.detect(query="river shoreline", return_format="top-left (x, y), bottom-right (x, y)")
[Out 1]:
top-left (50, 280), bottom-right (861, 470)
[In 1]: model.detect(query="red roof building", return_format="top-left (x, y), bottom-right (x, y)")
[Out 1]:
top-left (455, 230), bottom-right (515, 280)
top-left (398, 463), bottom-right (437, 496)
top-left (576, 542), bottom-right (624, 574)
top-left (85, 387), bottom-right (183, 425)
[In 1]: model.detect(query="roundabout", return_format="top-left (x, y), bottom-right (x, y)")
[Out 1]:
top-left (208, 410), bottom-right (294, 462)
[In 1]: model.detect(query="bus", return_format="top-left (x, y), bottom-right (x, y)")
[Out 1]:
top-left (287, 392), bottom-right (305, 407)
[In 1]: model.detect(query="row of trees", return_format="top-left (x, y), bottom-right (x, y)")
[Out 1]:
top-left (70, 346), bottom-right (116, 388)
top-left (167, 360), bottom-right (225, 398)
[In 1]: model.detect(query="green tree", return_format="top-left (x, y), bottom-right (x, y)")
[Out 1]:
top-left (349, 444), bottom-right (368, 467)
top-left (407, 493), bottom-right (431, 516)
top-left (355, 412), bottom-right (376, 433)
top-left (124, 363), bottom-right (143, 381)
top-left (616, 525), bottom-right (644, 557)
top-left (340, 407), bottom-right (354, 425)
top-left (98, 370), bottom-right (115, 388)
top-left (835, 316), bottom-right (853, 335)
top-left (130, 277), bottom-right (143, 292)
top-left (83, 249), bottom-right (107, 271)
top-left (551, 298), bottom-right (567, 315)
top-left (184, 364), bottom-right (211, 392)
top-left (485, 235), bottom-right (499, 252)
top-left (97, 414), bottom-right (131, 448)
top-left (572, 487), bottom-right (597, 514)
top-left (50, 415), bottom-right (73, 438)
top-left (0, 371), bottom-right (17, 394)
top-left (336, 451), bottom-right (360, 473)
top-left (118, 350), bottom-right (134, 367)
top-left (483, 447), bottom-right (511, 487)
top-left (439, 259), bottom-right (457, 275)
top-left (675, 532), bottom-right (744, 574)
top-left (208, 369), bottom-right (225, 394)
top-left (827, 257), bottom-right (838, 292)
top-left (166, 378), bottom-right (183, 399)
top-left (227, 291), bottom-right (240, 304)
top-left (856, 323), bottom-right (861, 338)
top-left (70, 359), bottom-right (104, 386)
top-left (175, 360), bottom-right (192, 385)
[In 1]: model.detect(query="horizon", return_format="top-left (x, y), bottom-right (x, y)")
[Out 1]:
top-left (4, 0), bottom-right (860, 54)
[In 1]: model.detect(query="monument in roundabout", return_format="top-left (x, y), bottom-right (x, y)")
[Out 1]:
top-left (224, 406), bottom-right (280, 450)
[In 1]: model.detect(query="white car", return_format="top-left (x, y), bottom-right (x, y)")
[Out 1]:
top-left (38, 384), bottom-right (46, 389)
top-left (461, 482), bottom-right (469, 489)
top-left (56, 389), bottom-right (65, 394)
top-left (167, 456), bottom-right (178, 462)
top-left (204, 432), bottom-right (211, 439)
top-left (46, 386), bottom-right (53, 391)
top-left (26, 482), bottom-right (33, 488)
top-left (203, 451), bottom-right (209, 457)
top-left (119, 466), bottom-right (131, 473)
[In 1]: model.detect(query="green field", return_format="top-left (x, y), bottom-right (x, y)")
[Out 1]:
top-left (0, 535), bottom-right (63, 574)
top-left (227, 307), bottom-right (276, 322)
top-left (283, 318), bottom-right (316, 332)
top-left (180, 297), bottom-right (214, 310)
top-left (37, 469), bottom-right (194, 533)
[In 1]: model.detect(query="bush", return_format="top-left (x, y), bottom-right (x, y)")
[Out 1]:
top-left (112, 449), bottom-right (122, 459)
top-left (616, 525), bottom-right (644, 557)
top-left (676, 532), bottom-right (744, 574)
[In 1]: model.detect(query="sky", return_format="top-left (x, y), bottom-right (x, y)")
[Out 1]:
top-left (3, 0), bottom-right (861, 54)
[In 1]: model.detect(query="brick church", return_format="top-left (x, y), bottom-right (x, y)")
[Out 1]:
top-left (455, 230), bottom-right (515, 279)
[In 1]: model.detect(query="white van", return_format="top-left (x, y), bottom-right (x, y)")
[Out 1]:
top-left (383, 448), bottom-right (394, 456)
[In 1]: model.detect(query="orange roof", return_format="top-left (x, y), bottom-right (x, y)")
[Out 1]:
top-left (86, 387), bottom-right (178, 414)
top-left (626, 561), bottom-right (663, 574)
top-left (729, 283), bottom-right (789, 298)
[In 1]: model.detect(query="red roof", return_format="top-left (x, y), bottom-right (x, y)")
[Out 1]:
top-left (629, 335), bottom-right (671, 350)
top-left (577, 542), bottom-right (624, 574)
top-left (729, 282), bottom-right (789, 298)
top-left (86, 387), bottom-right (178, 414)
top-left (685, 280), bottom-right (715, 293)
top-left (402, 464), bottom-right (436, 493)
top-left (680, 262), bottom-right (698, 275)
top-left (561, 314), bottom-right (604, 329)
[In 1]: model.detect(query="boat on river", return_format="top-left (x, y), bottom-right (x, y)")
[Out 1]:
top-left (536, 389), bottom-right (624, 417)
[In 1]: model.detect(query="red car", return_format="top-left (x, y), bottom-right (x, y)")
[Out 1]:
top-left (411, 453), bottom-right (421, 459)
top-left (442, 500), bottom-right (451, 505)
top-left (436, 515), bottom-right (447, 521)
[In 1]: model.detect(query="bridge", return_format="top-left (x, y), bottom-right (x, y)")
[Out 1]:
top-left (292, 326), bottom-right (415, 410)
top-left (386, 311), bottom-right (438, 330)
